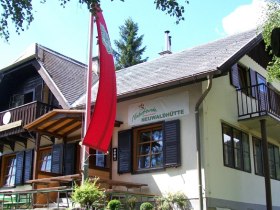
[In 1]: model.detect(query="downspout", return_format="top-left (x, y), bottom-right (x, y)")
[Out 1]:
top-left (195, 74), bottom-right (213, 210)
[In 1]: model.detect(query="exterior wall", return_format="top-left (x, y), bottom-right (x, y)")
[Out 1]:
top-left (112, 84), bottom-right (203, 209)
top-left (202, 55), bottom-right (280, 209)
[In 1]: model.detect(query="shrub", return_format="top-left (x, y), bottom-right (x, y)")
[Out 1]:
top-left (155, 196), bottom-right (170, 210)
top-left (107, 199), bottom-right (121, 210)
top-left (140, 202), bottom-right (153, 210)
top-left (71, 178), bottom-right (105, 209)
top-left (155, 191), bottom-right (192, 210)
top-left (126, 195), bottom-right (137, 210)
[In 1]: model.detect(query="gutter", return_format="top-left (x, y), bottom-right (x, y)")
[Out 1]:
top-left (195, 74), bottom-right (213, 210)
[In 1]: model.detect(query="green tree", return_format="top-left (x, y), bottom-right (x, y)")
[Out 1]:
top-left (262, 2), bottom-right (280, 81)
top-left (114, 18), bottom-right (148, 70)
top-left (0, 0), bottom-right (188, 42)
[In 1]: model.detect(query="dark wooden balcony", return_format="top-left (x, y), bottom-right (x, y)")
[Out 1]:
top-left (237, 83), bottom-right (280, 139)
top-left (0, 101), bottom-right (56, 138)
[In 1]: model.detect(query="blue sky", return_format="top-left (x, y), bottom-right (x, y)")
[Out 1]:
top-left (0, 0), bottom-right (267, 69)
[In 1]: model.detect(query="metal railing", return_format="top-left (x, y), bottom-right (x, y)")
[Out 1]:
top-left (237, 83), bottom-right (280, 120)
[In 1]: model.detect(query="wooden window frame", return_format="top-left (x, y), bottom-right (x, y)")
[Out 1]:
top-left (1, 154), bottom-right (17, 187)
top-left (133, 123), bottom-right (163, 172)
top-left (253, 138), bottom-right (280, 180)
top-left (268, 143), bottom-right (280, 180)
top-left (89, 148), bottom-right (111, 171)
top-left (222, 123), bottom-right (251, 173)
top-left (38, 147), bottom-right (52, 173)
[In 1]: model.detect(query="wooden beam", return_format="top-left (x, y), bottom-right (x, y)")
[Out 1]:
top-left (0, 138), bottom-right (15, 151)
top-left (63, 123), bottom-right (82, 137)
top-left (33, 133), bottom-right (41, 180)
top-left (64, 135), bottom-right (82, 142)
top-left (40, 118), bottom-right (66, 131)
top-left (29, 128), bottom-right (63, 139)
top-left (51, 119), bottom-right (77, 133)
top-left (7, 136), bottom-right (27, 148)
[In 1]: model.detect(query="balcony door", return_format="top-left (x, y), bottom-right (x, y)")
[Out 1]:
top-left (256, 73), bottom-right (267, 113)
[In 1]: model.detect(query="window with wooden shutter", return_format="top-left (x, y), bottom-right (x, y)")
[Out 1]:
top-left (51, 144), bottom-right (63, 174)
top-left (231, 64), bottom-right (250, 95)
top-left (24, 149), bottom-right (33, 183)
top-left (164, 120), bottom-right (181, 167)
top-left (15, 151), bottom-right (24, 185)
top-left (64, 143), bottom-right (76, 175)
top-left (118, 130), bottom-right (132, 174)
top-left (120, 120), bottom-right (181, 174)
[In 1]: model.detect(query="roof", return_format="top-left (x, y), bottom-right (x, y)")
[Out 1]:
top-left (0, 44), bottom-right (98, 108)
top-left (72, 29), bottom-right (262, 107)
top-left (24, 109), bottom-right (123, 139)
top-left (24, 109), bottom-right (84, 140)
top-left (37, 45), bottom-right (93, 106)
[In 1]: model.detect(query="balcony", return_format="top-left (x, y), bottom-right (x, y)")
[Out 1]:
top-left (0, 101), bottom-right (56, 138)
top-left (237, 83), bottom-right (280, 139)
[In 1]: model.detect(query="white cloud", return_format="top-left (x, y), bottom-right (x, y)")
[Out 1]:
top-left (222, 0), bottom-right (268, 35)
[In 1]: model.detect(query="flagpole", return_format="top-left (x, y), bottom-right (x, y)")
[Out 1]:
top-left (81, 10), bottom-right (94, 183)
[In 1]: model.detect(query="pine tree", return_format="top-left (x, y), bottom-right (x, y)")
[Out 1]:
top-left (114, 18), bottom-right (148, 70)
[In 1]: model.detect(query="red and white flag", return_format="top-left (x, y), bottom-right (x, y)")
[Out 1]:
top-left (83, 9), bottom-right (117, 153)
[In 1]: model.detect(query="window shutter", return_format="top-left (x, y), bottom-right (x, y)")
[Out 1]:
top-left (15, 151), bottom-right (25, 185)
top-left (164, 120), bottom-right (181, 167)
top-left (231, 64), bottom-right (240, 88)
top-left (24, 149), bottom-right (33, 183)
top-left (64, 143), bottom-right (76, 175)
top-left (51, 144), bottom-right (63, 174)
top-left (118, 130), bottom-right (132, 174)
top-left (250, 68), bottom-right (257, 97)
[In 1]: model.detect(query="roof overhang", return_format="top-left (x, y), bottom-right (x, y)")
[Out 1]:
top-left (24, 109), bottom-right (123, 141)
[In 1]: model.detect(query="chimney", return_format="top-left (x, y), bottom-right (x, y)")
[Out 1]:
top-left (159, 30), bottom-right (172, 56)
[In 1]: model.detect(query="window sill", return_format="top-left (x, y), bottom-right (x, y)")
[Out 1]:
top-left (132, 167), bottom-right (165, 174)
top-left (90, 166), bottom-right (110, 171)
top-left (0, 185), bottom-right (16, 189)
top-left (38, 171), bottom-right (62, 176)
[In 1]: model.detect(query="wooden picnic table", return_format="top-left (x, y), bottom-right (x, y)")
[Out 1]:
top-left (26, 173), bottom-right (81, 186)
top-left (24, 174), bottom-right (81, 208)
top-left (91, 177), bottom-right (148, 191)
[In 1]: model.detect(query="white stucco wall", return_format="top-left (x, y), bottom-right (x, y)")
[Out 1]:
top-left (111, 84), bottom-right (203, 209)
top-left (202, 55), bottom-right (280, 207)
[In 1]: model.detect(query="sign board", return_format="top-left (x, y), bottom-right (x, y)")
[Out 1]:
top-left (0, 120), bottom-right (22, 132)
top-left (128, 91), bottom-right (189, 126)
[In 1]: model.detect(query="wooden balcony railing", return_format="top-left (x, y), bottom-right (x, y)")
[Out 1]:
top-left (237, 83), bottom-right (280, 120)
top-left (0, 101), bottom-right (56, 137)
